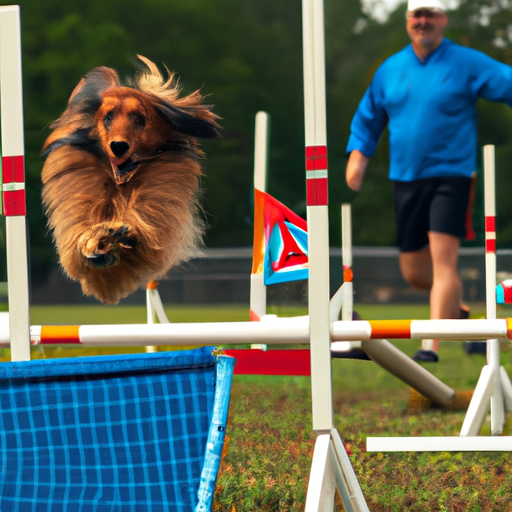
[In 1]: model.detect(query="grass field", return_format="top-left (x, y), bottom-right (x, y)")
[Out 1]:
top-left (8, 302), bottom-right (512, 510)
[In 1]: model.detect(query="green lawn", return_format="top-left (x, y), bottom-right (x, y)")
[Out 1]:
top-left (4, 302), bottom-right (512, 510)
top-left (28, 303), bottom-right (251, 325)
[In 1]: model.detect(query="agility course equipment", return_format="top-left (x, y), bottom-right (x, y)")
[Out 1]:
top-left (301, 1), bottom-right (370, 507)
top-left (0, 347), bottom-right (234, 511)
top-left (249, 111), bottom-right (456, 405)
top-left (0, 4), bottom-right (369, 511)
top-left (0, 7), bottom-right (236, 512)
top-left (367, 144), bottom-right (512, 452)
top-left (4, 4), bottom-right (512, 512)
top-left (250, 111), bottom-right (271, 322)
top-left (460, 145), bottom-right (512, 437)
top-left (0, 5), bottom-right (30, 363)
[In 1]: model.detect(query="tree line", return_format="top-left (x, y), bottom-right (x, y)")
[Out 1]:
top-left (3, 0), bottom-right (512, 282)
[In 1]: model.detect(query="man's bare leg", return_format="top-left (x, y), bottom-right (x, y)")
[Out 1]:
top-left (399, 234), bottom-right (463, 360)
top-left (398, 246), bottom-right (432, 291)
top-left (427, 232), bottom-right (462, 352)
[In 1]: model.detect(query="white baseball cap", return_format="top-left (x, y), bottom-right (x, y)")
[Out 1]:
top-left (407, 0), bottom-right (445, 11)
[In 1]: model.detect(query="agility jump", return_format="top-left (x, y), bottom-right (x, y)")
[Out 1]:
top-left (0, 4), bottom-right (369, 511)
top-left (367, 144), bottom-right (512, 452)
top-left (2, 3), bottom-right (512, 512)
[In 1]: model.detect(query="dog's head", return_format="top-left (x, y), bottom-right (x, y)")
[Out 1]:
top-left (95, 87), bottom-right (181, 184)
top-left (44, 56), bottom-right (221, 185)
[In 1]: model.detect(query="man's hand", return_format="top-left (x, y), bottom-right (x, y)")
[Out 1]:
top-left (346, 150), bottom-right (370, 191)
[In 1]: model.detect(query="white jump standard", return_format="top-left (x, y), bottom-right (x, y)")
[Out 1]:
top-left (367, 145), bottom-right (512, 453)
top-left (0, 5), bottom-right (31, 362)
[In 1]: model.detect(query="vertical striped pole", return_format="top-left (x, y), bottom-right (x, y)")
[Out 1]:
top-left (483, 144), bottom-right (504, 434)
top-left (341, 204), bottom-right (353, 322)
top-left (302, 0), bottom-right (333, 431)
top-left (484, 145), bottom-right (497, 323)
top-left (0, 5), bottom-right (31, 361)
top-left (250, 112), bottom-right (270, 322)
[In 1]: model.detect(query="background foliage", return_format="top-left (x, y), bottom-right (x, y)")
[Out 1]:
top-left (5, 0), bottom-right (512, 281)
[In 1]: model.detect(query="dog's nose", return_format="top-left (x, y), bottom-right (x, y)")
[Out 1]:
top-left (110, 141), bottom-right (129, 158)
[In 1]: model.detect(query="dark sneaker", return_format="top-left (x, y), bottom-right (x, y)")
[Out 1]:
top-left (331, 310), bottom-right (371, 360)
top-left (412, 349), bottom-right (439, 363)
top-left (460, 306), bottom-right (487, 354)
top-left (331, 347), bottom-right (371, 360)
top-left (464, 341), bottom-right (487, 355)
top-left (460, 305), bottom-right (470, 320)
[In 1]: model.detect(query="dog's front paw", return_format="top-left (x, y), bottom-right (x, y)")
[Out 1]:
top-left (79, 223), bottom-right (136, 268)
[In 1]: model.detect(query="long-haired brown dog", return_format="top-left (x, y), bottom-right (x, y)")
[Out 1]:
top-left (42, 56), bottom-right (220, 304)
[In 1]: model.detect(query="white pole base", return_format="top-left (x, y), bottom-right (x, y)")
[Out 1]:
top-left (305, 429), bottom-right (370, 512)
top-left (367, 364), bottom-right (512, 452)
top-left (367, 436), bottom-right (512, 453)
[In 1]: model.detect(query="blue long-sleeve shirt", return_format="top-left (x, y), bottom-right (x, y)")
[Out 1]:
top-left (346, 39), bottom-right (512, 181)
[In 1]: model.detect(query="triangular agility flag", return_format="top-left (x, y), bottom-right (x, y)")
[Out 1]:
top-left (252, 188), bottom-right (308, 285)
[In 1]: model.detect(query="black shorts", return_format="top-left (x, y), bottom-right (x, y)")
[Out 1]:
top-left (392, 176), bottom-right (472, 252)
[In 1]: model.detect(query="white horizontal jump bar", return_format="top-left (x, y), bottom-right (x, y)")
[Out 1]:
top-left (81, 319), bottom-right (310, 345)
top-left (410, 319), bottom-right (507, 340)
top-left (20, 317), bottom-right (512, 346)
top-left (367, 436), bottom-right (512, 452)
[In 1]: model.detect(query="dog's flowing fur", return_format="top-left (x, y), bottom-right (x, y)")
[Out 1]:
top-left (42, 56), bottom-right (220, 304)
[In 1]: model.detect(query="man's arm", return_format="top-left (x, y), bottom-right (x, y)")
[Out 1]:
top-left (346, 150), bottom-right (370, 191)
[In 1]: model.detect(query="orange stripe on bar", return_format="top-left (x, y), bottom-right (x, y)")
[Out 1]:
top-left (369, 320), bottom-right (412, 339)
top-left (343, 268), bottom-right (353, 282)
top-left (40, 325), bottom-right (80, 344)
top-left (507, 318), bottom-right (512, 341)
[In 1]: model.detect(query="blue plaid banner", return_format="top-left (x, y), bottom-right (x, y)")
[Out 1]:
top-left (0, 347), bottom-right (234, 512)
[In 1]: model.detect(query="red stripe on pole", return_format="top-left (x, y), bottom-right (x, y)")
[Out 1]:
top-left (3, 189), bottom-right (26, 216)
top-left (306, 177), bottom-right (328, 206)
top-left (305, 145), bottom-right (328, 170)
top-left (224, 349), bottom-right (311, 376)
top-left (486, 239), bottom-right (496, 253)
top-left (2, 155), bottom-right (24, 183)
top-left (485, 216), bottom-right (495, 232)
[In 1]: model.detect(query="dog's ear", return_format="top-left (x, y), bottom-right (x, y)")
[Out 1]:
top-left (43, 67), bottom-right (121, 153)
top-left (153, 100), bottom-right (221, 139)
top-left (68, 67), bottom-right (121, 107)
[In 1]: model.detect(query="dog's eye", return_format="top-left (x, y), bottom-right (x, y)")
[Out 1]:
top-left (131, 113), bottom-right (146, 129)
top-left (103, 112), bottom-right (114, 130)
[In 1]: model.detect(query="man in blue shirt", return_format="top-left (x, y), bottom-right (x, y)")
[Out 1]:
top-left (346, 0), bottom-right (512, 362)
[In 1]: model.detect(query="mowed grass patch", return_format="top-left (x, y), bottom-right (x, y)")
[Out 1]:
top-left (218, 349), bottom-right (512, 511)
top-left (29, 303), bottom-right (250, 325)
top-left (213, 302), bottom-right (512, 511)
top-left (6, 302), bottom-right (512, 510)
